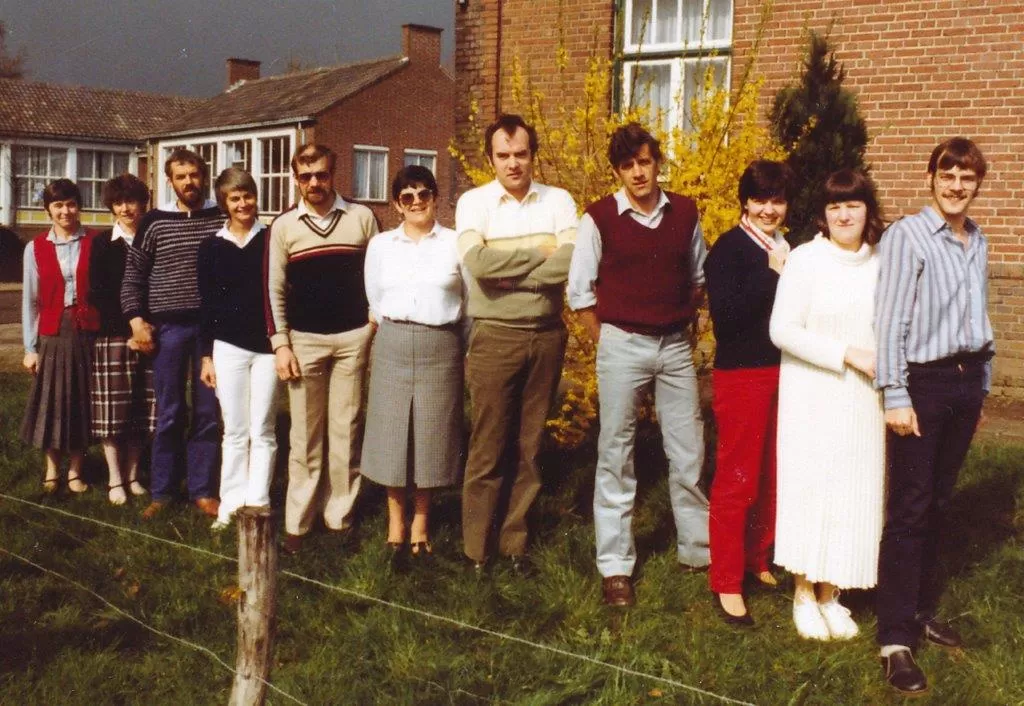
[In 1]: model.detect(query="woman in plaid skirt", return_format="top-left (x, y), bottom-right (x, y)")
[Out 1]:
top-left (88, 175), bottom-right (157, 504)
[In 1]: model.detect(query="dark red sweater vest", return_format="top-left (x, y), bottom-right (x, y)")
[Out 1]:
top-left (33, 230), bottom-right (99, 336)
top-left (587, 192), bottom-right (699, 335)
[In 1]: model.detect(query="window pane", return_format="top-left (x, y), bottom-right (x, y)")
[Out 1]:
top-left (629, 62), bottom-right (673, 135)
top-left (354, 153), bottom-right (368, 199)
top-left (370, 152), bottom-right (387, 201)
top-left (226, 140), bottom-right (251, 172)
top-left (682, 57), bottom-right (728, 129)
top-left (707, 0), bottom-right (732, 42)
top-left (655, 0), bottom-right (679, 44)
top-left (630, 0), bottom-right (653, 45)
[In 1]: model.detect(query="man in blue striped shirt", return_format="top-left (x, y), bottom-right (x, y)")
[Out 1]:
top-left (874, 137), bottom-right (994, 695)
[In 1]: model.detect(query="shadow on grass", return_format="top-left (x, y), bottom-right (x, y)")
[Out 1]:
top-left (0, 618), bottom-right (153, 675)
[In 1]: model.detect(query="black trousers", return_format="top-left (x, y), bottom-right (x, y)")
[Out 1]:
top-left (876, 359), bottom-right (985, 647)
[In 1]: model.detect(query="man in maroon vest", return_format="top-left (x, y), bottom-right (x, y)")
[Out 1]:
top-left (568, 123), bottom-right (710, 606)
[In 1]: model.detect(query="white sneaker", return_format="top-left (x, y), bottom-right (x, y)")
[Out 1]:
top-left (793, 599), bottom-right (831, 641)
top-left (819, 595), bottom-right (859, 640)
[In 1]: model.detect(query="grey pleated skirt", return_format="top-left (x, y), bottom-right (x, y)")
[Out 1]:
top-left (361, 319), bottom-right (464, 488)
top-left (21, 310), bottom-right (92, 451)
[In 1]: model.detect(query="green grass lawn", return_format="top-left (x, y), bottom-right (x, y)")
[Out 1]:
top-left (1, 371), bottom-right (1022, 705)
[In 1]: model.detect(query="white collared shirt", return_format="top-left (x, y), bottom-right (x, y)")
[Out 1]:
top-left (159, 198), bottom-right (218, 213)
top-left (296, 193), bottom-right (349, 230)
top-left (214, 220), bottom-right (266, 249)
top-left (567, 188), bottom-right (707, 310)
top-left (455, 178), bottom-right (578, 246)
top-left (111, 221), bottom-right (135, 246)
top-left (364, 221), bottom-right (463, 326)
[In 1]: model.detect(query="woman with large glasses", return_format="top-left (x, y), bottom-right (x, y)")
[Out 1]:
top-left (21, 179), bottom-right (100, 494)
top-left (361, 165), bottom-right (464, 559)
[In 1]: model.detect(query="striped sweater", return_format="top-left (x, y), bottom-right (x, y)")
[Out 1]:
top-left (120, 206), bottom-right (223, 323)
top-left (265, 200), bottom-right (378, 350)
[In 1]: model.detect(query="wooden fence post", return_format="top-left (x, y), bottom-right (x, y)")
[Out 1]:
top-left (229, 506), bottom-right (277, 706)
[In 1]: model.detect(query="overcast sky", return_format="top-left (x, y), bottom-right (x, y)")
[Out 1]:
top-left (0, 0), bottom-right (454, 96)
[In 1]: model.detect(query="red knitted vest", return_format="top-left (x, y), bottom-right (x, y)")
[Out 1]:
top-left (33, 230), bottom-right (100, 336)
top-left (587, 192), bottom-right (699, 335)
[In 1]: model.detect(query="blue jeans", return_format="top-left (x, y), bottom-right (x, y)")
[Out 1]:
top-left (594, 324), bottom-right (709, 576)
top-left (150, 322), bottom-right (220, 502)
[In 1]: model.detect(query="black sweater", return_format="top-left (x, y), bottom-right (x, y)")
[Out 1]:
top-left (704, 225), bottom-right (782, 370)
top-left (197, 230), bottom-right (273, 356)
top-left (89, 230), bottom-right (132, 337)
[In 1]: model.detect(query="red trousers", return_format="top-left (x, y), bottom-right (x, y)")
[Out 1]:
top-left (708, 366), bottom-right (779, 594)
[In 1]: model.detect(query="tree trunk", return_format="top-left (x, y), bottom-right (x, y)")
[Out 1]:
top-left (229, 507), bottom-right (277, 706)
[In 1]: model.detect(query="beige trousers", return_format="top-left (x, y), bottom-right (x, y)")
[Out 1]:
top-left (284, 324), bottom-right (372, 536)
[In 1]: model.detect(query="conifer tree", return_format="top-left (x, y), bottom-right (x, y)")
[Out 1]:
top-left (770, 30), bottom-right (869, 245)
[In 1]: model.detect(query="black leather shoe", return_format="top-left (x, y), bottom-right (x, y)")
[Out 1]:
top-left (712, 593), bottom-right (754, 627)
top-left (881, 650), bottom-right (928, 695)
top-left (920, 618), bottom-right (963, 648)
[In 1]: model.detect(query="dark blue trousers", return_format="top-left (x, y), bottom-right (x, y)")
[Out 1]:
top-left (150, 321), bottom-right (220, 503)
top-left (876, 359), bottom-right (985, 647)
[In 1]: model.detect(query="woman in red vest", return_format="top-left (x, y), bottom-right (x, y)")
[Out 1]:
top-left (20, 179), bottom-right (99, 493)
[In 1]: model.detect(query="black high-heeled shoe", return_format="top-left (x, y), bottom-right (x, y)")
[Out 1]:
top-left (712, 592), bottom-right (755, 627)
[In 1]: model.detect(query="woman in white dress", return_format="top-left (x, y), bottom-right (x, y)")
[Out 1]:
top-left (769, 169), bottom-right (886, 641)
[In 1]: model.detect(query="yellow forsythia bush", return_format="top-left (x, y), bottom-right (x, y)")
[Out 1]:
top-left (452, 43), bottom-right (785, 449)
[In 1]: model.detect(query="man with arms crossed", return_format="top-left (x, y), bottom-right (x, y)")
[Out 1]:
top-left (568, 123), bottom-right (710, 606)
top-left (457, 114), bottom-right (578, 571)
top-left (875, 137), bottom-right (994, 694)
top-left (266, 144), bottom-right (378, 555)
top-left (121, 149), bottom-right (223, 520)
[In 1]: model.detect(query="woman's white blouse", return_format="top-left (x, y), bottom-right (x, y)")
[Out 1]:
top-left (364, 222), bottom-right (463, 326)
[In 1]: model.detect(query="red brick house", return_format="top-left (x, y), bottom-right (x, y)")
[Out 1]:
top-left (455, 0), bottom-right (1024, 396)
top-left (148, 24), bottom-right (455, 230)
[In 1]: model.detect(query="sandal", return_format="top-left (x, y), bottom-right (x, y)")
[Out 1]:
top-left (108, 483), bottom-right (127, 506)
top-left (410, 541), bottom-right (433, 558)
top-left (67, 473), bottom-right (89, 494)
top-left (129, 480), bottom-right (148, 496)
top-left (42, 476), bottom-right (59, 495)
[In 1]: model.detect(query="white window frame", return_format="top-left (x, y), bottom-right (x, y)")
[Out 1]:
top-left (623, 0), bottom-right (733, 53)
top-left (156, 128), bottom-right (296, 215)
top-left (353, 145), bottom-right (389, 203)
top-left (12, 145), bottom-right (68, 209)
top-left (6, 140), bottom-right (136, 212)
top-left (622, 55), bottom-right (731, 133)
top-left (403, 149), bottom-right (437, 175)
top-left (619, 0), bottom-right (733, 134)
top-left (192, 142), bottom-right (219, 201)
top-left (78, 149), bottom-right (131, 211)
top-left (258, 135), bottom-right (291, 214)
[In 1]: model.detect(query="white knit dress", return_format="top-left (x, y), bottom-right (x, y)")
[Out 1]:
top-left (770, 235), bottom-right (885, 589)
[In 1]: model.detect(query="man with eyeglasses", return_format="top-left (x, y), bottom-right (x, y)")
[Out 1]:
top-left (874, 137), bottom-right (994, 695)
top-left (456, 114), bottom-right (578, 573)
top-left (265, 143), bottom-right (378, 555)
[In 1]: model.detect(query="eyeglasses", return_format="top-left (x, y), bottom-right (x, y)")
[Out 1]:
top-left (296, 170), bottom-right (331, 184)
top-left (398, 189), bottom-right (435, 207)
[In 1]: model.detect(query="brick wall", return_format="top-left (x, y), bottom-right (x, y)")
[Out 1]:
top-left (456, 0), bottom-right (1024, 396)
top-left (313, 25), bottom-right (456, 231)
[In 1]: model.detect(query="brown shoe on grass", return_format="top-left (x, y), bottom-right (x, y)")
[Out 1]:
top-left (141, 501), bottom-right (166, 520)
top-left (602, 575), bottom-right (635, 607)
top-left (194, 497), bottom-right (220, 518)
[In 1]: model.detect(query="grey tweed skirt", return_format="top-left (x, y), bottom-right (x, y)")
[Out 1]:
top-left (21, 310), bottom-right (92, 451)
top-left (361, 319), bottom-right (464, 489)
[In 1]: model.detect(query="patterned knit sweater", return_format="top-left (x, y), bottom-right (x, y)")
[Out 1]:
top-left (265, 201), bottom-right (378, 349)
top-left (121, 206), bottom-right (223, 323)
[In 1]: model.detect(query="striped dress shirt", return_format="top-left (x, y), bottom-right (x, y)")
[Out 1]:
top-left (874, 205), bottom-right (994, 409)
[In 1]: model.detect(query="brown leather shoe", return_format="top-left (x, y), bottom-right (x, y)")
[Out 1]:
top-left (141, 501), bottom-right (166, 520)
top-left (602, 575), bottom-right (635, 606)
top-left (281, 533), bottom-right (304, 555)
top-left (194, 497), bottom-right (220, 518)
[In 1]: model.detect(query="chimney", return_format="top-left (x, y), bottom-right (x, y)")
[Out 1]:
top-left (226, 58), bottom-right (261, 88)
top-left (402, 24), bottom-right (442, 66)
